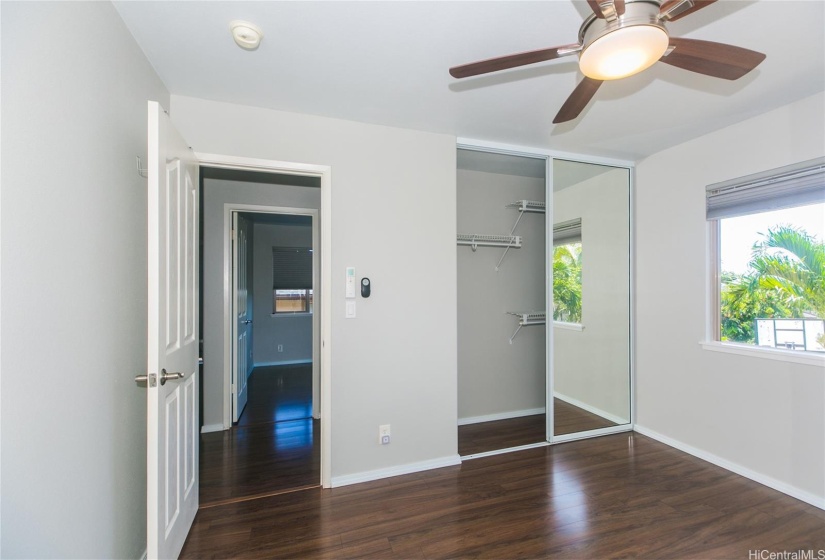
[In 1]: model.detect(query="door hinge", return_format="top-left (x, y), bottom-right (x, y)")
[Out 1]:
top-left (231, 229), bottom-right (235, 240)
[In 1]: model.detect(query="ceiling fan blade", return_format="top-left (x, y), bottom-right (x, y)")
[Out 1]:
top-left (449, 44), bottom-right (581, 79)
top-left (586, 0), bottom-right (626, 19)
top-left (661, 38), bottom-right (766, 80)
top-left (553, 77), bottom-right (603, 124)
top-left (659, 0), bottom-right (717, 22)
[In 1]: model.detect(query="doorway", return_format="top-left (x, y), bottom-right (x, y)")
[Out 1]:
top-left (197, 163), bottom-right (328, 505)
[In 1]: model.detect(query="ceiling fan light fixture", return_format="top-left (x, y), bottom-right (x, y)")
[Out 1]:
top-left (230, 20), bottom-right (264, 51)
top-left (579, 25), bottom-right (669, 80)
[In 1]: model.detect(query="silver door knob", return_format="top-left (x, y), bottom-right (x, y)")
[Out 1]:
top-left (242, 320), bottom-right (252, 324)
top-left (159, 368), bottom-right (185, 385)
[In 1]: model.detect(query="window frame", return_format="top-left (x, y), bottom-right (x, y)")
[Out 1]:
top-left (271, 246), bottom-right (314, 316)
top-left (272, 288), bottom-right (313, 315)
top-left (704, 158), bottom-right (825, 367)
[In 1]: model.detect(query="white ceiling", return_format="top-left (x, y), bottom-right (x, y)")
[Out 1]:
top-left (114, 0), bottom-right (824, 161)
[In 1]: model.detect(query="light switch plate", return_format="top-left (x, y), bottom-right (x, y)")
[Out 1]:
top-left (346, 300), bottom-right (356, 318)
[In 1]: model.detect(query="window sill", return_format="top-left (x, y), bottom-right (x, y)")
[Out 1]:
top-left (271, 313), bottom-right (313, 318)
top-left (554, 322), bottom-right (584, 332)
top-left (700, 340), bottom-right (825, 367)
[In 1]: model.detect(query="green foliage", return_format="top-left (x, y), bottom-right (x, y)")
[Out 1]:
top-left (553, 243), bottom-right (582, 323)
top-left (721, 225), bottom-right (825, 342)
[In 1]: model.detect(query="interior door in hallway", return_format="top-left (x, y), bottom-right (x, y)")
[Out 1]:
top-left (233, 212), bottom-right (252, 422)
top-left (146, 100), bottom-right (199, 559)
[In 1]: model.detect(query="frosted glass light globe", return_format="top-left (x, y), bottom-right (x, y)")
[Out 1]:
top-left (579, 25), bottom-right (669, 80)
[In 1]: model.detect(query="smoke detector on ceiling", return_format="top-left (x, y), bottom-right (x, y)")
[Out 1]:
top-left (230, 20), bottom-right (263, 51)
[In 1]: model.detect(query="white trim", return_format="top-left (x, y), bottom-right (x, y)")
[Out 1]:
top-left (197, 152), bottom-right (333, 489)
top-left (700, 340), bottom-right (825, 367)
top-left (553, 424), bottom-right (634, 443)
top-left (253, 359), bottom-right (312, 368)
top-left (200, 423), bottom-right (224, 434)
top-left (458, 407), bottom-right (545, 426)
top-left (330, 455), bottom-right (462, 488)
top-left (553, 392), bottom-right (629, 426)
top-left (461, 441), bottom-right (550, 460)
top-left (456, 138), bottom-right (636, 169)
top-left (553, 321), bottom-right (584, 332)
top-left (634, 425), bottom-right (825, 511)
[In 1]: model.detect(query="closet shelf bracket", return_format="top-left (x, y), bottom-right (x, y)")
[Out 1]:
top-left (496, 200), bottom-right (546, 271)
top-left (507, 311), bottom-right (546, 344)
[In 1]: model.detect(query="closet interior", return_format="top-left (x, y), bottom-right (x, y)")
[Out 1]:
top-left (457, 148), bottom-right (633, 456)
top-left (456, 149), bottom-right (548, 456)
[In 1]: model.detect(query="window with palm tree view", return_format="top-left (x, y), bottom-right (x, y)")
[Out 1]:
top-left (719, 202), bottom-right (825, 353)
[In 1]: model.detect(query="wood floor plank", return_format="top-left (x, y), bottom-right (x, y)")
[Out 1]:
top-left (181, 433), bottom-right (825, 559)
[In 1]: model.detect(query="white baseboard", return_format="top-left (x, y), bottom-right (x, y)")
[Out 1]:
top-left (634, 424), bottom-right (825, 511)
top-left (253, 359), bottom-right (312, 368)
top-left (553, 392), bottom-right (629, 425)
top-left (458, 407), bottom-right (545, 426)
top-left (330, 455), bottom-right (462, 488)
top-left (200, 423), bottom-right (225, 434)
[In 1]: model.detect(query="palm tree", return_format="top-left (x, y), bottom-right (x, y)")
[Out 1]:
top-left (553, 243), bottom-right (582, 323)
top-left (748, 226), bottom-right (825, 318)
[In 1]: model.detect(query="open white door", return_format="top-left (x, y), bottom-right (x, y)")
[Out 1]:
top-left (232, 212), bottom-right (251, 422)
top-left (146, 101), bottom-right (199, 559)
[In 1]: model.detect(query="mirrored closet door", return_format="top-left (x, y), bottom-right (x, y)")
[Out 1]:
top-left (550, 159), bottom-right (631, 438)
top-left (456, 148), bottom-right (548, 456)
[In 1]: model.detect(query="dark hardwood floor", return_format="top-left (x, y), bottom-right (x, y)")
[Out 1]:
top-left (199, 364), bottom-right (320, 507)
top-left (181, 432), bottom-right (825, 558)
top-left (458, 414), bottom-right (546, 456)
top-left (458, 399), bottom-right (618, 456)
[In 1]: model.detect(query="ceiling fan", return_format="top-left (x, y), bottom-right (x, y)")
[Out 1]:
top-left (449, 0), bottom-right (766, 124)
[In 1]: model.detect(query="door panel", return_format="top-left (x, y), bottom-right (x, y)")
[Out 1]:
top-left (147, 101), bottom-right (199, 560)
top-left (233, 214), bottom-right (251, 422)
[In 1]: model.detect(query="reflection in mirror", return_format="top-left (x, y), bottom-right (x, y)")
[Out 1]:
top-left (552, 159), bottom-right (630, 436)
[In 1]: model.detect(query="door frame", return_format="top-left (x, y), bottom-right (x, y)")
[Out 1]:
top-left (198, 152), bottom-right (332, 488)
top-left (226, 205), bottom-right (321, 422)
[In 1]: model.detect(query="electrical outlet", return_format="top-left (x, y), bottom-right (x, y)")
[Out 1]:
top-left (277, 344), bottom-right (284, 352)
top-left (379, 424), bottom-right (391, 445)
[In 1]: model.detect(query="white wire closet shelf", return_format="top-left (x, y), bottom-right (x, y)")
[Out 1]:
top-left (457, 234), bottom-right (522, 250)
top-left (507, 311), bottom-right (546, 344)
top-left (505, 200), bottom-right (546, 213)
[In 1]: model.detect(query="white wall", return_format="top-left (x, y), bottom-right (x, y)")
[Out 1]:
top-left (636, 91), bottom-right (825, 504)
top-left (457, 169), bottom-right (546, 420)
top-left (202, 179), bottom-right (320, 428)
top-left (0, 2), bottom-right (169, 557)
top-left (553, 167), bottom-right (631, 422)
top-left (252, 222), bottom-right (314, 366)
top-left (176, 96), bottom-right (459, 478)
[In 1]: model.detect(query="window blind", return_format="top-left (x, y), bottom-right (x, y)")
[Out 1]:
top-left (706, 157), bottom-right (825, 220)
top-left (272, 247), bottom-right (312, 289)
top-left (553, 218), bottom-right (582, 244)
